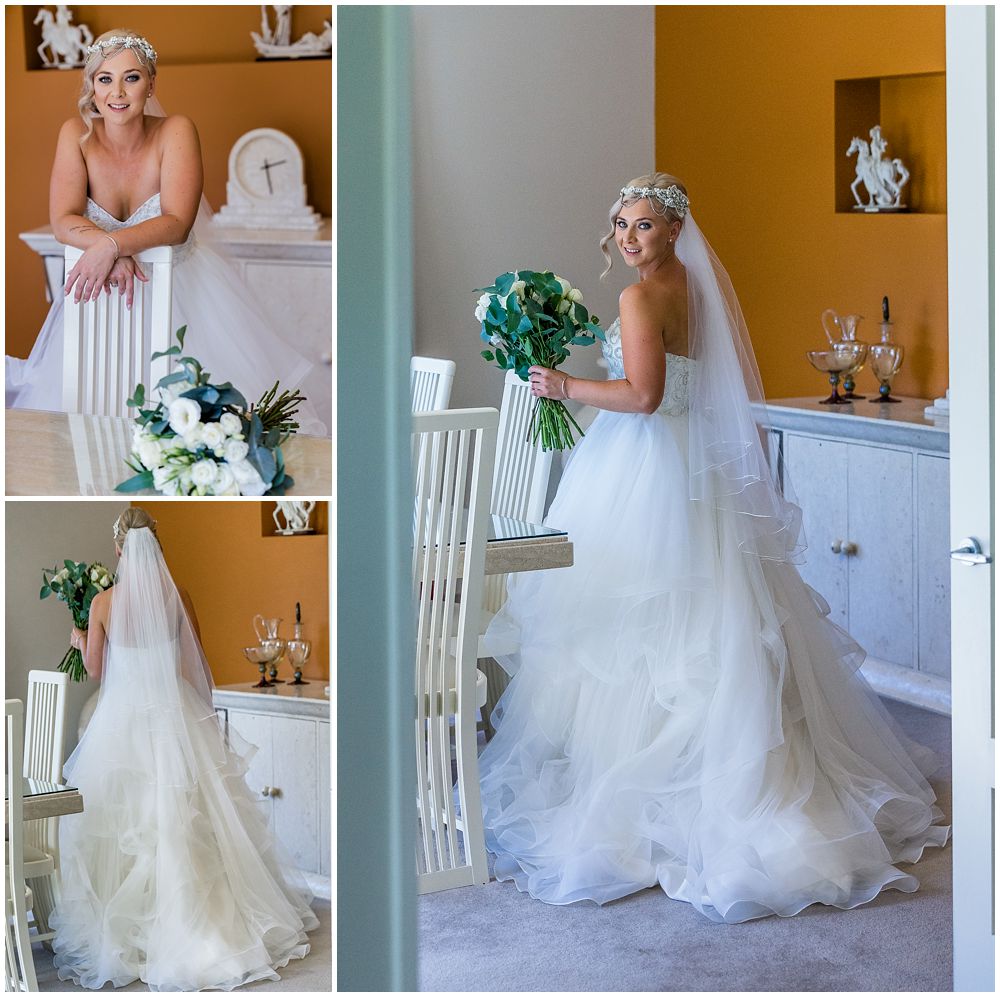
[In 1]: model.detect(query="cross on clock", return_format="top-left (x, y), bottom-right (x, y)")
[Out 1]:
top-left (260, 157), bottom-right (288, 195)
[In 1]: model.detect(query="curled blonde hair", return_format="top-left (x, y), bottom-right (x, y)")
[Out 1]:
top-left (113, 507), bottom-right (159, 544)
top-left (599, 171), bottom-right (689, 278)
top-left (77, 29), bottom-right (157, 147)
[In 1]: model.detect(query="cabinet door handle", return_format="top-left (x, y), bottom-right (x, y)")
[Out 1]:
top-left (950, 537), bottom-right (990, 566)
top-left (261, 785), bottom-right (271, 798)
top-left (831, 539), bottom-right (857, 555)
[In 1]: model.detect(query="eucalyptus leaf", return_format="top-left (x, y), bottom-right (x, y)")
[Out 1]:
top-left (481, 349), bottom-right (495, 362)
top-left (114, 471), bottom-right (155, 493)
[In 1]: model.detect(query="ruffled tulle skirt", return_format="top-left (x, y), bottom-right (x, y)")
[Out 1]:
top-left (49, 661), bottom-right (318, 991)
top-left (480, 407), bottom-right (949, 923)
top-left (5, 236), bottom-right (328, 436)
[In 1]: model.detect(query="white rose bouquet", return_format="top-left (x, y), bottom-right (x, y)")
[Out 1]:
top-left (476, 270), bottom-right (604, 451)
top-left (40, 559), bottom-right (115, 681)
top-left (116, 326), bottom-right (304, 496)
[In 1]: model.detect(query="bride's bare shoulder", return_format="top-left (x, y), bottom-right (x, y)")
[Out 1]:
top-left (56, 116), bottom-right (88, 146)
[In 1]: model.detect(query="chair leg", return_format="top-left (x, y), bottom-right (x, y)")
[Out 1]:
top-left (25, 874), bottom-right (58, 946)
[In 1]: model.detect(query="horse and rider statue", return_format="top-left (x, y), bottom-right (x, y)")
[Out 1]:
top-left (35, 5), bottom-right (93, 70)
top-left (847, 125), bottom-right (910, 210)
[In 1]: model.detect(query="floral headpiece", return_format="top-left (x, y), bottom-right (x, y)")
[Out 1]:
top-left (113, 515), bottom-right (156, 541)
top-left (620, 185), bottom-right (689, 218)
top-left (87, 35), bottom-right (157, 64)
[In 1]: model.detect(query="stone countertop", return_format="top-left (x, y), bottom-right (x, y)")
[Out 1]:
top-left (213, 681), bottom-right (330, 719)
top-left (753, 397), bottom-right (950, 453)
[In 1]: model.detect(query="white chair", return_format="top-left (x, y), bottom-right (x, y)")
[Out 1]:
top-left (412, 407), bottom-right (498, 894)
top-left (410, 356), bottom-right (456, 412)
top-left (5, 700), bottom-right (39, 992)
top-left (479, 371), bottom-right (555, 731)
top-left (21, 671), bottom-right (68, 943)
top-left (62, 244), bottom-right (175, 416)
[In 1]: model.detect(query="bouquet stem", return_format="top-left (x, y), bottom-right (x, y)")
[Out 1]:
top-left (528, 397), bottom-right (585, 452)
top-left (57, 645), bottom-right (87, 683)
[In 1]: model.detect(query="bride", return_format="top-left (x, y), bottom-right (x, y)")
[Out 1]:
top-left (51, 507), bottom-right (319, 990)
top-left (479, 172), bottom-right (950, 923)
top-left (5, 29), bottom-right (328, 436)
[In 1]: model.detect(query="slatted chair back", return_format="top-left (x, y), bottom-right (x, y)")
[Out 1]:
top-left (412, 407), bottom-right (497, 894)
top-left (23, 671), bottom-right (68, 859)
top-left (62, 245), bottom-right (175, 416)
top-left (410, 356), bottom-right (456, 412)
top-left (5, 700), bottom-right (38, 993)
top-left (482, 369), bottom-right (554, 614)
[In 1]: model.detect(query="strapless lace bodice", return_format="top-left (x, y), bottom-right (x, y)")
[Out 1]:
top-left (85, 193), bottom-right (194, 262)
top-left (601, 317), bottom-right (692, 416)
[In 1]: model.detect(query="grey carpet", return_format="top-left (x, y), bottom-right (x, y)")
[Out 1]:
top-left (418, 699), bottom-right (952, 992)
top-left (32, 900), bottom-right (332, 993)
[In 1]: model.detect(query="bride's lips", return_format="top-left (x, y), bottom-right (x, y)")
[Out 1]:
top-left (108, 103), bottom-right (130, 112)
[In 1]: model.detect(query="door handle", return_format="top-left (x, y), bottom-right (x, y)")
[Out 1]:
top-left (950, 537), bottom-right (991, 566)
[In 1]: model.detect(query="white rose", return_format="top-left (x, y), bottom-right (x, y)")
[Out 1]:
top-left (511, 279), bottom-right (526, 299)
top-left (190, 459), bottom-right (218, 490)
top-left (182, 423), bottom-right (205, 450)
top-left (567, 288), bottom-right (584, 304)
top-left (213, 462), bottom-right (240, 496)
top-left (557, 299), bottom-right (572, 315)
top-left (555, 276), bottom-right (572, 296)
top-left (230, 459), bottom-right (268, 497)
top-left (474, 293), bottom-right (492, 323)
top-left (153, 466), bottom-right (180, 495)
top-left (137, 438), bottom-right (164, 470)
top-left (219, 412), bottom-right (242, 436)
top-left (89, 568), bottom-right (99, 582)
top-left (202, 422), bottom-right (226, 449)
top-left (168, 397), bottom-right (201, 437)
top-left (224, 439), bottom-right (249, 463)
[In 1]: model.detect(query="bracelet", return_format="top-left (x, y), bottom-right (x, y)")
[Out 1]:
top-left (560, 375), bottom-right (570, 400)
top-left (101, 233), bottom-right (120, 261)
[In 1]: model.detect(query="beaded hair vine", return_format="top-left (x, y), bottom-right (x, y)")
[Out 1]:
top-left (87, 35), bottom-right (157, 64)
top-left (620, 185), bottom-right (690, 218)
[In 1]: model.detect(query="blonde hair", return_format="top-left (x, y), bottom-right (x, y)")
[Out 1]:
top-left (113, 507), bottom-right (159, 544)
top-left (77, 29), bottom-right (157, 147)
top-left (599, 171), bottom-right (689, 279)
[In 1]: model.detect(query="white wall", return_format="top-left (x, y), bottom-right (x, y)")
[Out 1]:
top-left (412, 6), bottom-right (655, 414)
top-left (5, 501), bottom-right (127, 759)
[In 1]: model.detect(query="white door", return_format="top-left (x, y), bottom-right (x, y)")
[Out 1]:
top-left (945, 6), bottom-right (994, 991)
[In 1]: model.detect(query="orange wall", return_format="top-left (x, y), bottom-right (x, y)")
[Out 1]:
top-left (131, 501), bottom-right (329, 688)
top-left (6, 5), bottom-right (332, 359)
top-left (655, 5), bottom-right (947, 401)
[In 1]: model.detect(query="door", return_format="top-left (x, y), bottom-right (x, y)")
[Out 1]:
top-left (946, 6), bottom-right (995, 990)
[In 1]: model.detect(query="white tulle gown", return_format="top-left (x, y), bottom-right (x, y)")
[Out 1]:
top-left (5, 194), bottom-right (328, 436)
top-left (479, 318), bottom-right (950, 923)
top-left (49, 529), bottom-right (318, 991)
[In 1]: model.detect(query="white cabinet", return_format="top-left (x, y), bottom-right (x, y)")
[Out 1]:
top-left (213, 683), bottom-right (331, 898)
top-left (762, 397), bottom-right (951, 713)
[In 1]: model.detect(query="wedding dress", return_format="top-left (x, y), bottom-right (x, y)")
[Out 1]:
top-left (5, 194), bottom-right (328, 436)
top-left (49, 527), bottom-right (319, 990)
top-left (479, 214), bottom-right (950, 924)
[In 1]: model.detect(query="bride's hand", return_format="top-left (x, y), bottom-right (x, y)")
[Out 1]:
top-left (64, 239), bottom-right (118, 304)
top-left (70, 626), bottom-right (87, 649)
top-left (104, 256), bottom-right (149, 310)
top-left (528, 365), bottom-right (570, 400)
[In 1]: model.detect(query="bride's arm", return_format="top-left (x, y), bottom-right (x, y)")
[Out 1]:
top-left (71, 589), bottom-right (109, 680)
top-left (50, 118), bottom-right (119, 255)
top-left (529, 283), bottom-right (667, 414)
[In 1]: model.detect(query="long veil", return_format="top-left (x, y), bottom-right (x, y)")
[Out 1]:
top-left (102, 525), bottom-right (216, 716)
top-left (677, 212), bottom-right (804, 563)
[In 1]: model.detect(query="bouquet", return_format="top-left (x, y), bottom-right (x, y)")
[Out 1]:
top-left (475, 270), bottom-right (603, 451)
top-left (40, 560), bottom-right (114, 681)
top-left (115, 326), bottom-right (304, 496)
